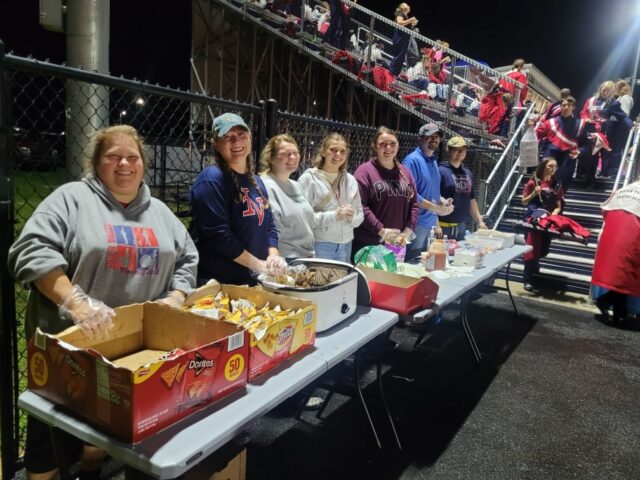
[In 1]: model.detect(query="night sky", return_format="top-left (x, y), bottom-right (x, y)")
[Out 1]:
top-left (2, 0), bottom-right (639, 112)
top-left (359, 0), bottom-right (640, 107)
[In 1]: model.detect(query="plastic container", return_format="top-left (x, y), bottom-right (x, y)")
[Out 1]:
top-left (422, 238), bottom-right (447, 272)
top-left (519, 127), bottom-right (539, 168)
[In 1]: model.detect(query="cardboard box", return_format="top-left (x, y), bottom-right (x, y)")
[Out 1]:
top-left (27, 302), bottom-right (249, 443)
top-left (184, 448), bottom-right (246, 480)
top-left (185, 283), bottom-right (317, 381)
top-left (358, 266), bottom-right (439, 315)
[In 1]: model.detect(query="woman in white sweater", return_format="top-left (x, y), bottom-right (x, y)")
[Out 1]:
top-left (298, 133), bottom-right (364, 262)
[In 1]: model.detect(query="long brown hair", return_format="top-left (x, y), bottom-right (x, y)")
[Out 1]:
top-left (371, 126), bottom-right (415, 200)
top-left (211, 128), bottom-right (268, 205)
top-left (533, 157), bottom-right (558, 187)
top-left (313, 133), bottom-right (349, 171)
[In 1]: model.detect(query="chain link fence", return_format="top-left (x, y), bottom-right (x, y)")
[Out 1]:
top-left (0, 49), bottom-right (507, 478)
top-left (0, 52), bottom-right (264, 479)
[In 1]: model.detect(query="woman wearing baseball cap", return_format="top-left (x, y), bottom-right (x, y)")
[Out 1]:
top-left (438, 136), bottom-right (487, 240)
top-left (189, 113), bottom-right (287, 285)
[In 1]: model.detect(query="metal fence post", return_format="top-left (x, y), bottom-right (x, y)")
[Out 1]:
top-left (0, 38), bottom-right (19, 480)
top-left (255, 100), bottom-right (267, 170)
top-left (265, 98), bottom-right (278, 141)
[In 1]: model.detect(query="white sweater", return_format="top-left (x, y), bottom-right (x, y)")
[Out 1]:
top-left (297, 168), bottom-right (364, 244)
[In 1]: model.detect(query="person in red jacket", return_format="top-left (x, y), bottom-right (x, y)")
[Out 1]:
top-left (479, 83), bottom-right (507, 135)
top-left (499, 58), bottom-right (528, 107)
top-left (520, 158), bottom-right (563, 291)
top-left (534, 96), bottom-right (589, 192)
top-left (591, 181), bottom-right (640, 323)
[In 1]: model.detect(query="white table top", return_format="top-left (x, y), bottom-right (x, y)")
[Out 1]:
top-left (405, 244), bottom-right (532, 321)
top-left (19, 306), bottom-right (398, 479)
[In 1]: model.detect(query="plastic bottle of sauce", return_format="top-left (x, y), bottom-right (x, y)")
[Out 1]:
top-left (423, 238), bottom-right (447, 272)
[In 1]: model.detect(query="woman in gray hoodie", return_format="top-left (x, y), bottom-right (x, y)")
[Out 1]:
top-left (8, 125), bottom-right (198, 480)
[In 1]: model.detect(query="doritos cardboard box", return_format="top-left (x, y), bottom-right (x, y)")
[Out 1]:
top-left (357, 266), bottom-right (439, 315)
top-left (185, 283), bottom-right (317, 382)
top-left (27, 302), bottom-right (249, 443)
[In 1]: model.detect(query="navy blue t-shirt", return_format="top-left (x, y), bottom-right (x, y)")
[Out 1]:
top-left (438, 162), bottom-right (475, 224)
top-left (189, 165), bottom-right (278, 285)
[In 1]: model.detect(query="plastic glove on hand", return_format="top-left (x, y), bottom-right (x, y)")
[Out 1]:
top-left (336, 204), bottom-right (355, 222)
top-left (59, 285), bottom-right (115, 339)
top-left (433, 203), bottom-right (454, 216)
top-left (266, 255), bottom-right (288, 276)
top-left (157, 291), bottom-right (185, 309)
top-left (379, 228), bottom-right (401, 244)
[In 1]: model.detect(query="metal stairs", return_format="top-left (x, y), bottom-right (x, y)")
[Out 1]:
top-left (496, 177), bottom-right (613, 295)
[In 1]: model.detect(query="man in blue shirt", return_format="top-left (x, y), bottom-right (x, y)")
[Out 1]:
top-left (438, 136), bottom-right (487, 240)
top-left (403, 122), bottom-right (454, 259)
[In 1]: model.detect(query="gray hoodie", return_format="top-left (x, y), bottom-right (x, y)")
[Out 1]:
top-left (9, 177), bottom-right (198, 337)
top-left (261, 173), bottom-right (315, 259)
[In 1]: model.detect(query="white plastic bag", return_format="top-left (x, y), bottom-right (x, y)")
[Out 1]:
top-left (519, 127), bottom-right (539, 168)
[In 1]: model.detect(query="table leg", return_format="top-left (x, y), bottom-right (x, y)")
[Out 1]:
top-left (377, 355), bottom-right (402, 450)
top-left (504, 262), bottom-right (520, 318)
top-left (460, 292), bottom-right (482, 363)
top-left (354, 351), bottom-right (382, 448)
top-left (48, 427), bottom-right (72, 480)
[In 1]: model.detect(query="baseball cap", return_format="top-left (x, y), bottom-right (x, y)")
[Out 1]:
top-left (418, 122), bottom-right (443, 137)
top-left (447, 136), bottom-right (467, 148)
top-left (213, 113), bottom-right (249, 137)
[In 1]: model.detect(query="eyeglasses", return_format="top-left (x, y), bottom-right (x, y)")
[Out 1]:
top-left (546, 164), bottom-right (558, 169)
top-left (277, 150), bottom-right (300, 158)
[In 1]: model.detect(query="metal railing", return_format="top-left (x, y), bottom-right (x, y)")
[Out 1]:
top-left (214, 0), bottom-right (526, 138)
top-left (613, 122), bottom-right (640, 191)
top-left (483, 104), bottom-right (535, 226)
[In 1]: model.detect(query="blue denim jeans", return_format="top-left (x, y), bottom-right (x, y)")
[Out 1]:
top-left (314, 241), bottom-right (352, 263)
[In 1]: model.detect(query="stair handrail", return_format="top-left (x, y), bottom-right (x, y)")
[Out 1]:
top-left (493, 170), bottom-right (525, 230)
top-left (613, 121), bottom-right (640, 191)
top-left (483, 103), bottom-right (535, 215)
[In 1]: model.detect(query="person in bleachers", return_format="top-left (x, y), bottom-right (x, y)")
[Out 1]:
top-left (542, 88), bottom-right (572, 121)
top-left (591, 180), bottom-right (640, 323)
top-left (520, 157), bottom-right (563, 291)
top-left (499, 58), bottom-right (528, 108)
top-left (406, 28), bottom-right (421, 69)
top-left (428, 62), bottom-right (448, 101)
top-left (432, 40), bottom-right (452, 66)
top-left (352, 126), bottom-right (419, 258)
top-left (325, 0), bottom-right (357, 50)
top-left (601, 79), bottom-right (634, 179)
top-left (406, 54), bottom-right (431, 92)
top-left (535, 96), bottom-right (588, 192)
top-left (494, 93), bottom-right (514, 136)
top-left (438, 136), bottom-right (487, 241)
top-left (389, 3), bottom-right (418, 76)
top-left (578, 80), bottom-right (618, 186)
